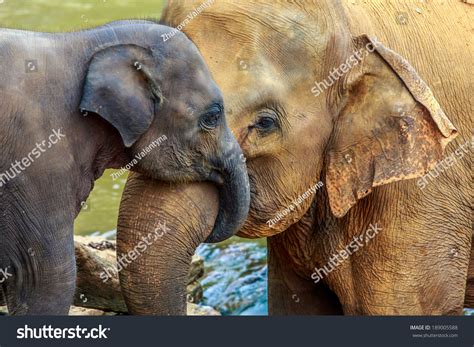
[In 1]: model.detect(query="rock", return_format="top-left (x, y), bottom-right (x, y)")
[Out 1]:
top-left (196, 241), bottom-right (268, 315)
top-left (187, 303), bottom-right (221, 316)
top-left (464, 308), bottom-right (474, 316)
top-left (188, 255), bottom-right (205, 284)
top-left (69, 306), bottom-right (114, 316)
top-left (186, 281), bottom-right (203, 304)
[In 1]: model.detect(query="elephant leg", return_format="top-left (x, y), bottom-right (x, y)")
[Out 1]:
top-left (268, 234), bottom-right (343, 315)
top-left (1, 221), bottom-right (76, 315)
top-left (464, 233), bottom-right (474, 308)
top-left (0, 285), bottom-right (5, 307)
top-left (117, 173), bottom-right (219, 315)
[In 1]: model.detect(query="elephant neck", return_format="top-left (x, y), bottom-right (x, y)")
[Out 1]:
top-left (71, 113), bottom-right (131, 215)
top-left (268, 187), bottom-right (341, 278)
top-left (82, 114), bottom-right (130, 178)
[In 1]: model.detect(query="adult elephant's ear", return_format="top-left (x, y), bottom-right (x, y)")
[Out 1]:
top-left (326, 35), bottom-right (457, 218)
top-left (80, 44), bottom-right (162, 147)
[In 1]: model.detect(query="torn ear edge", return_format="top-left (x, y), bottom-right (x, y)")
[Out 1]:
top-left (325, 35), bottom-right (458, 218)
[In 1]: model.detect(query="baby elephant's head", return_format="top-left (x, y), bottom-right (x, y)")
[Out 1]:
top-left (79, 29), bottom-right (250, 243)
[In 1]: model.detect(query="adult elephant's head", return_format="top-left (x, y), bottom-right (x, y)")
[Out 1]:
top-left (79, 28), bottom-right (250, 243)
top-left (117, 1), bottom-right (457, 314)
top-left (158, 1), bottom-right (456, 236)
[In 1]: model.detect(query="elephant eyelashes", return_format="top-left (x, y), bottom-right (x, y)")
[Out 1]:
top-left (200, 104), bottom-right (223, 130)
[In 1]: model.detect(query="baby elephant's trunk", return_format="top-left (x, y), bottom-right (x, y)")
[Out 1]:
top-left (117, 175), bottom-right (219, 315)
top-left (206, 129), bottom-right (250, 243)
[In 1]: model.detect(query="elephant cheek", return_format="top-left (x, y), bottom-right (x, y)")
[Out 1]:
top-left (236, 196), bottom-right (313, 238)
top-left (236, 214), bottom-right (288, 239)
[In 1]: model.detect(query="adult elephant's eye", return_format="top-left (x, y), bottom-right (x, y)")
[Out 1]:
top-left (255, 111), bottom-right (279, 133)
top-left (256, 117), bottom-right (275, 130)
top-left (200, 105), bottom-right (222, 130)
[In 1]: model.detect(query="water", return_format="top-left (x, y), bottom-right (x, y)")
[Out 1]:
top-left (75, 170), bottom-right (127, 236)
top-left (0, 0), bottom-right (163, 32)
top-left (196, 239), bottom-right (268, 316)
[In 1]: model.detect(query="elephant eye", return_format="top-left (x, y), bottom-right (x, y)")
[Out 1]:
top-left (200, 105), bottom-right (222, 130)
top-left (256, 117), bottom-right (275, 130)
top-left (255, 111), bottom-right (279, 133)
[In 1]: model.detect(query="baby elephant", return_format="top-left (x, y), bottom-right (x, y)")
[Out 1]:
top-left (0, 20), bottom-right (250, 315)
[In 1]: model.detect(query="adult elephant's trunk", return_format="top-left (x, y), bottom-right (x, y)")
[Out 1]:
top-left (206, 132), bottom-right (250, 243)
top-left (117, 173), bottom-right (219, 315)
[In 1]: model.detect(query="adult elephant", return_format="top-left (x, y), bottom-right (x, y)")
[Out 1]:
top-left (117, 0), bottom-right (472, 315)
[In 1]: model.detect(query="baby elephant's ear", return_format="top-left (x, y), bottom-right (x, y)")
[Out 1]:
top-left (80, 44), bottom-right (161, 147)
top-left (326, 35), bottom-right (457, 218)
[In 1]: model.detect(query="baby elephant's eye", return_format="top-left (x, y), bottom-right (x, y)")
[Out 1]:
top-left (200, 106), bottom-right (222, 130)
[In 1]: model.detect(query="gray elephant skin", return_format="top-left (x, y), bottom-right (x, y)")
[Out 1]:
top-left (0, 20), bottom-right (250, 315)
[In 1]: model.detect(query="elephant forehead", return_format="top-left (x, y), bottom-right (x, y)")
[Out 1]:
top-left (228, 83), bottom-right (285, 112)
top-left (161, 1), bottom-right (331, 75)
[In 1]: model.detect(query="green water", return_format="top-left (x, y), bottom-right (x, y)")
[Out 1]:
top-left (75, 170), bottom-right (127, 236)
top-left (0, 0), bottom-right (163, 32)
top-left (0, 0), bottom-right (164, 235)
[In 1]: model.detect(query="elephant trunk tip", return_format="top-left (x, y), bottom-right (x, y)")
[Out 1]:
top-left (205, 155), bottom-right (250, 243)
